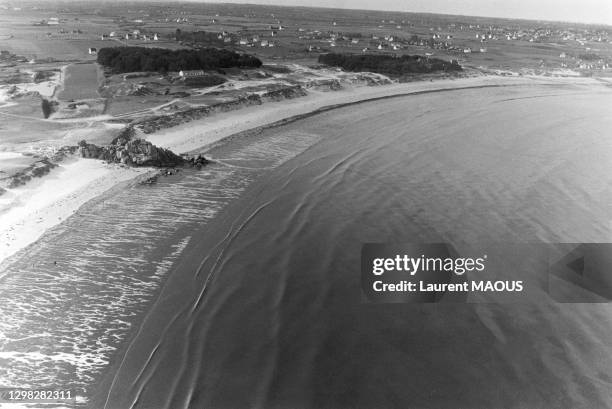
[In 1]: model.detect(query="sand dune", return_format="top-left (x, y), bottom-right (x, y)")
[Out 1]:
top-left (144, 74), bottom-right (598, 154)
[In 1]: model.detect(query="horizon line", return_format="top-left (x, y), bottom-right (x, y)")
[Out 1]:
top-left (182, 0), bottom-right (612, 27)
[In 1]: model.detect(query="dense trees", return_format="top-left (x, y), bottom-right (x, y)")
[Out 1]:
top-left (318, 53), bottom-right (462, 75)
top-left (41, 99), bottom-right (52, 118)
top-left (97, 47), bottom-right (262, 74)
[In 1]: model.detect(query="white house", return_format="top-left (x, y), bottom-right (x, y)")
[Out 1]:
top-left (179, 70), bottom-right (205, 78)
top-left (88, 47), bottom-right (97, 55)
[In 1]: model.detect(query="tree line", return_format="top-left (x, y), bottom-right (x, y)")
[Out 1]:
top-left (318, 53), bottom-right (461, 75)
top-left (96, 47), bottom-right (262, 74)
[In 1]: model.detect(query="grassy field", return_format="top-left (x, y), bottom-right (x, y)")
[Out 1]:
top-left (1, 1), bottom-right (609, 71)
top-left (56, 62), bottom-right (101, 100)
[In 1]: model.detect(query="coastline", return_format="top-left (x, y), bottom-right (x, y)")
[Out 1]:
top-left (144, 74), bottom-right (598, 155)
top-left (0, 158), bottom-right (153, 270)
top-left (0, 73), bottom-right (603, 273)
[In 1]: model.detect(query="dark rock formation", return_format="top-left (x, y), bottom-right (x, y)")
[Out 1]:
top-left (78, 137), bottom-right (186, 167)
top-left (135, 93), bottom-right (262, 134)
top-left (8, 159), bottom-right (58, 188)
top-left (51, 145), bottom-right (78, 161)
top-left (134, 85), bottom-right (307, 134)
top-left (140, 168), bottom-right (182, 185)
top-left (189, 154), bottom-right (211, 170)
top-left (260, 85), bottom-right (308, 102)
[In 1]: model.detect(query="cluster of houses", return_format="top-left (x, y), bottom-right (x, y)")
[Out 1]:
top-left (216, 31), bottom-right (233, 44)
top-left (99, 30), bottom-right (160, 42)
top-left (234, 28), bottom-right (279, 48)
top-left (33, 17), bottom-right (60, 26)
top-left (443, 21), bottom-right (610, 45)
top-left (238, 35), bottom-right (276, 48)
top-left (293, 25), bottom-right (487, 55)
top-left (557, 51), bottom-right (611, 70)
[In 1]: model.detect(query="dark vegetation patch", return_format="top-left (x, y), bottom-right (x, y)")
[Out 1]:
top-left (318, 53), bottom-right (462, 76)
top-left (96, 47), bottom-right (262, 74)
top-left (41, 99), bottom-right (58, 118)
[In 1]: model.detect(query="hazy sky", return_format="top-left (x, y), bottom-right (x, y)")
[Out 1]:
top-left (196, 0), bottom-right (612, 25)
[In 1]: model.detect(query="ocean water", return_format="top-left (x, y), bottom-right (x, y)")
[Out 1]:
top-left (0, 130), bottom-right (321, 406)
top-left (2, 82), bottom-right (612, 408)
top-left (98, 83), bottom-right (612, 409)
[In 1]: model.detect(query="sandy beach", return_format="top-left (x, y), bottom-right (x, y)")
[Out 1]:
top-left (0, 158), bottom-right (151, 269)
top-left (144, 74), bottom-right (598, 155)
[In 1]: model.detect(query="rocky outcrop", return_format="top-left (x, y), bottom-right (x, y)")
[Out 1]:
top-left (188, 154), bottom-right (211, 169)
top-left (8, 159), bottom-right (58, 188)
top-left (78, 137), bottom-right (186, 167)
top-left (298, 78), bottom-right (343, 91)
top-left (134, 85), bottom-right (307, 134)
top-left (260, 85), bottom-right (308, 102)
top-left (135, 94), bottom-right (262, 134)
